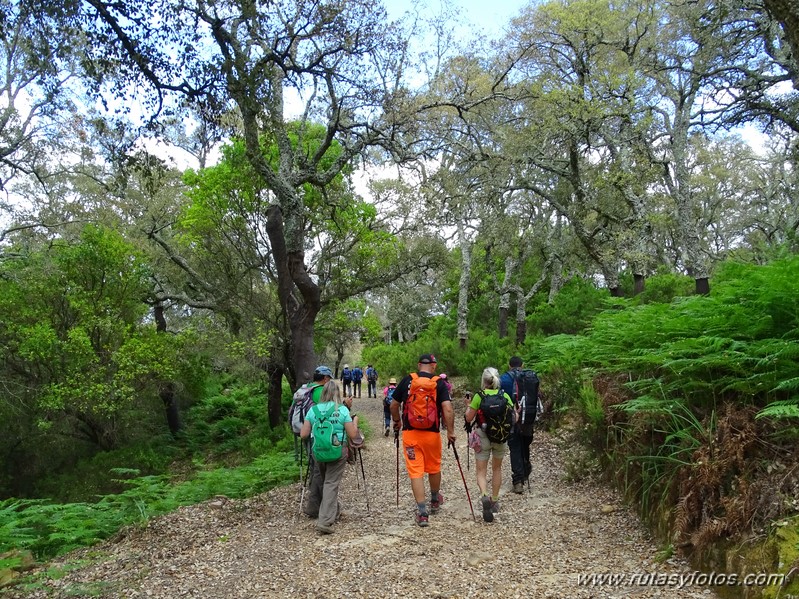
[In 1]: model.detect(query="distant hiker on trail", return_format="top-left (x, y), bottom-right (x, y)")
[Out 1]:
top-left (300, 380), bottom-right (361, 534)
top-left (341, 364), bottom-right (352, 396)
top-left (390, 353), bottom-right (455, 527)
top-left (465, 367), bottom-right (514, 522)
top-left (500, 356), bottom-right (540, 494)
top-left (352, 365), bottom-right (363, 398)
top-left (366, 364), bottom-right (378, 398)
top-left (382, 377), bottom-right (397, 436)
top-left (439, 372), bottom-right (453, 395)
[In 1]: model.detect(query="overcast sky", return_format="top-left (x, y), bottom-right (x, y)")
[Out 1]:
top-left (384, 0), bottom-right (529, 39)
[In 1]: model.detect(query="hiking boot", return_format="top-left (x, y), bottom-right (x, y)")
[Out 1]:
top-left (415, 512), bottom-right (429, 527)
top-left (490, 500), bottom-right (499, 514)
top-left (429, 493), bottom-right (444, 514)
top-left (316, 523), bottom-right (334, 534)
top-left (512, 482), bottom-right (524, 494)
top-left (481, 496), bottom-right (494, 523)
top-left (384, 427), bottom-right (390, 437)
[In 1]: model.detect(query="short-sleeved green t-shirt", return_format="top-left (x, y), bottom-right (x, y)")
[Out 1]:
top-left (305, 402), bottom-right (352, 445)
top-left (469, 388), bottom-right (513, 410)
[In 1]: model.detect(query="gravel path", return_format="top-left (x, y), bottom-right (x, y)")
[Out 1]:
top-left (8, 392), bottom-right (721, 599)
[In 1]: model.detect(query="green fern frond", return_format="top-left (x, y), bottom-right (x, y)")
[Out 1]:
top-left (756, 398), bottom-right (799, 420)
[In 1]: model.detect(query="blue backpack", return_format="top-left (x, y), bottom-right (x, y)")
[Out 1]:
top-left (383, 386), bottom-right (396, 410)
top-left (342, 368), bottom-right (352, 381)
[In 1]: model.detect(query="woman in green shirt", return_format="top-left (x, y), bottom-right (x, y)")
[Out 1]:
top-left (465, 367), bottom-right (515, 522)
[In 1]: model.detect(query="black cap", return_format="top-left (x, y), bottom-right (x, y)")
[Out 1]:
top-left (418, 354), bottom-right (437, 364)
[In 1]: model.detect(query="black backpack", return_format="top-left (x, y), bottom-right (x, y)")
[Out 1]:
top-left (478, 390), bottom-right (513, 443)
top-left (513, 369), bottom-right (540, 425)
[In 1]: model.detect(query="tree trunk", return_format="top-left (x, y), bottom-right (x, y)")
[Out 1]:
top-left (695, 277), bottom-right (710, 295)
top-left (633, 273), bottom-right (645, 296)
top-left (266, 362), bottom-right (284, 428)
top-left (264, 205), bottom-right (321, 388)
top-left (514, 288), bottom-right (526, 346)
top-left (497, 256), bottom-right (514, 339)
top-left (763, 0), bottom-right (799, 88)
top-left (160, 382), bottom-right (181, 436)
top-left (548, 258), bottom-right (563, 305)
top-left (498, 306), bottom-right (509, 338)
top-left (456, 221), bottom-right (471, 348)
top-left (604, 267), bottom-right (622, 297)
top-left (154, 303), bottom-right (181, 436)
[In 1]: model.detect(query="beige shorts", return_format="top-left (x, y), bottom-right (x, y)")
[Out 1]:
top-left (473, 428), bottom-right (507, 462)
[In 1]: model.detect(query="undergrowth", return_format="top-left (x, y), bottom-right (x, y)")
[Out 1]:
top-left (0, 380), bottom-right (298, 561)
top-left (536, 256), bottom-right (799, 559)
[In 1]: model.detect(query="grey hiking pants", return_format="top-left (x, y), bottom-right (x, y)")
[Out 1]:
top-left (305, 453), bottom-right (347, 527)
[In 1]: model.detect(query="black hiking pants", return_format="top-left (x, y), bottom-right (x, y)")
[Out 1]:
top-left (352, 379), bottom-right (361, 397)
top-left (508, 423), bottom-right (534, 485)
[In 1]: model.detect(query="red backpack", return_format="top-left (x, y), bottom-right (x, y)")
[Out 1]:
top-left (403, 373), bottom-right (440, 430)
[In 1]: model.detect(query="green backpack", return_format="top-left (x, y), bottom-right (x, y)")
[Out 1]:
top-left (311, 404), bottom-right (344, 462)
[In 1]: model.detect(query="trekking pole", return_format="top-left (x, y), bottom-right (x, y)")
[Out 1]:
top-left (296, 442), bottom-right (308, 521)
top-left (464, 393), bottom-right (472, 473)
top-left (448, 440), bottom-right (476, 521)
top-left (395, 429), bottom-right (400, 507)
top-left (298, 436), bottom-right (304, 481)
top-left (358, 448), bottom-right (371, 514)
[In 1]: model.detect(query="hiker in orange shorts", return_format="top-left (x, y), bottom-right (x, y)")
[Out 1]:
top-left (390, 353), bottom-right (455, 527)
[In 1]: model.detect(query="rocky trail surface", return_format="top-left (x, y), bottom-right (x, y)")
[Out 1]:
top-left (7, 392), bottom-right (722, 599)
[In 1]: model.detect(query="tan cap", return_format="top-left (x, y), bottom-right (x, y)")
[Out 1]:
top-left (389, 377), bottom-right (397, 384)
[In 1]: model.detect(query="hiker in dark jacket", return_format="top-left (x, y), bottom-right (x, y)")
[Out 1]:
top-left (352, 365), bottom-right (363, 398)
top-left (366, 364), bottom-right (378, 398)
top-left (500, 356), bottom-right (536, 493)
top-left (341, 364), bottom-right (352, 396)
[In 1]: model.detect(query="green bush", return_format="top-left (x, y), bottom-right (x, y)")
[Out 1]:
top-left (31, 438), bottom-right (178, 502)
top-left (633, 271), bottom-right (695, 305)
top-left (0, 450), bottom-right (297, 560)
top-left (528, 277), bottom-right (608, 336)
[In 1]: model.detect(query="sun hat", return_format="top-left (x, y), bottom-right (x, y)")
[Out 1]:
top-left (389, 377), bottom-right (397, 384)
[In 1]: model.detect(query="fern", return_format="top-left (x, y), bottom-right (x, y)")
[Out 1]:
top-left (756, 398), bottom-right (799, 420)
top-left (0, 452), bottom-right (297, 560)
